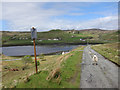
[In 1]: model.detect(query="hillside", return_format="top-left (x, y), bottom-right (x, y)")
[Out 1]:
top-left (1, 29), bottom-right (118, 46)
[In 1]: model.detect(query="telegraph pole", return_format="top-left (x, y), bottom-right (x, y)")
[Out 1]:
top-left (33, 39), bottom-right (37, 73)
top-left (31, 27), bottom-right (38, 73)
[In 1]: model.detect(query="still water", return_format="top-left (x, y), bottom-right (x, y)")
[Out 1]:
top-left (2, 45), bottom-right (80, 56)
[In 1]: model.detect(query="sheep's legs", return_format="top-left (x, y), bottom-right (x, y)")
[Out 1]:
top-left (92, 62), bottom-right (98, 65)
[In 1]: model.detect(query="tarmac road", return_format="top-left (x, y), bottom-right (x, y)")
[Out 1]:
top-left (80, 45), bottom-right (119, 88)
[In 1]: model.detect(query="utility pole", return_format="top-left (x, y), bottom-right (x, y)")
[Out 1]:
top-left (33, 39), bottom-right (37, 73)
top-left (31, 27), bottom-right (38, 73)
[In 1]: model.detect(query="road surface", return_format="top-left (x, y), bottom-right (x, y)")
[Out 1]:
top-left (80, 45), bottom-right (119, 88)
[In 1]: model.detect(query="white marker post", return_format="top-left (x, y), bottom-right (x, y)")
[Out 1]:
top-left (31, 27), bottom-right (38, 73)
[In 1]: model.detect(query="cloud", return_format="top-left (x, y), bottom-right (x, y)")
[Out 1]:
top-left (2, 2), bottom-right (66, 31)
top-left (2, 2), bottom-right (118, 31)
top-left (79, 16), bottom-right (118, 30)
top-left (69, 13), bottom-right (84, 16)
top-left (47, 16), bottom-right (118, 30)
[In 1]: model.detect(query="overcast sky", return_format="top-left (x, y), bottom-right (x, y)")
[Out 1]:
top-left (1, 0), bottom-right (119, 31)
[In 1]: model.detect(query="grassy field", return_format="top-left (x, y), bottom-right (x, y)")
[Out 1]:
top-left (2, 46), bottom-right (85, 88)
top-left (2, 29), bottom-right (117, 46)
top-left (99, 31), bottom-right (119, 42)
top-left (91, 42), bottom-right (120, 66)
top-left (1, 55), bottom-right (17, 61)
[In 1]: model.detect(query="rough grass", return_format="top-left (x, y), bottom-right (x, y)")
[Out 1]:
top-left (3, 40), bottom-right (32, 46)
top-left (2, 54), bottom-right (60, 88)
top-left (99, 31), bottom-right (118, 42)
top-left (1, 54), bottom-right (19, 60)
top-left (16, 46), bottom-right (84, 88)
top-left (2, 59), bottom-right (35, 87)
top-left (91, 42), bottom-right (119, 66)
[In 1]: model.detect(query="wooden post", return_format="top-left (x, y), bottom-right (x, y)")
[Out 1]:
top-left (33, 39), bottom-right (37, 73)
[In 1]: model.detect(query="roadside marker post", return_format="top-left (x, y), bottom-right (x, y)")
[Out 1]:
top-left (31, 27), bottom-right (38, 73)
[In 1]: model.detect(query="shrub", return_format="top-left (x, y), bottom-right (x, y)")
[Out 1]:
top-left (22, 65), bottom-right (29, 70)
top-left (37, 61), bottom-right (40, 66)
top-left (39, 54), bottom-right (46, 61)
top-left (22, 55), bottom-right (33, 70)
top-left (39, 54), bottom-right (44, 59)
top-left (22, 55), bottom-right (33, 65)
top-left (3, 65), bottom-right (10, 69)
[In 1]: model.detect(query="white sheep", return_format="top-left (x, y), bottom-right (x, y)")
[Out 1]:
top-left (92, 54), bottom-right (98, 65)
top-left (62, 52), bottom-right (65, 55)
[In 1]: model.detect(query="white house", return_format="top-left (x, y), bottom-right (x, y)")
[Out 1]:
top-left (39, 40), bottom-right (42, 41)
top-left (48, 39), bottom-right (51, 40)
top-left (53, 39), bottom-right (59, 40)
top-left (80, 39), bottom-right (82, 41)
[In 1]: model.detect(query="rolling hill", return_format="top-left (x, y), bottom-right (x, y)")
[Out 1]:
top-left (1, 29), bottom-right (119, 46)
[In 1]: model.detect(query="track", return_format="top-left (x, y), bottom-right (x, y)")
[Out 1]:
top-left (80, 45), bottom-right (119, 88)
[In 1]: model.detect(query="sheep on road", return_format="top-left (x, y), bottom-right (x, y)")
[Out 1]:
top-left (92, 54), bottom-right (98, 65)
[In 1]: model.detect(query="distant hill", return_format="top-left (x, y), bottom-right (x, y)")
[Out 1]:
top-left (1, 29), bottom-right (119, 46)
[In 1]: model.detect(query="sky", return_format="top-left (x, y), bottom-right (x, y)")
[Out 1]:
top-left (1, 0), bottom-right (119, 31)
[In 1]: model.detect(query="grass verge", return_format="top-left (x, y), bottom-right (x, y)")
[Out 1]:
top-left (16, 46), bottom-right (84, 88)
top-left (91, 42), bottom-right (119, 66)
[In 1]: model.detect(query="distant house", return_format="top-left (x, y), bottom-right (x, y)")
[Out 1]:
top-left (39, 40), bottom-right (42, 41)
top-left (12, 37), bottom-right (16, 39)
top-left (48, 39), bottom-right (51, 40)
top-left (72, 30), bottom-right (76, 34)
top-left (25, 38), bottom-right (28, 40)
top-left (53, 39), bottom-right (59, 40)
top-left (71, 36), bottom-right (74, 38)
top-left (80, 39), bottom-right (85, 41)
top-left (59, 38), bottom-right (62, 40)
top-left (67, 31), bottom-right (71, 33)
top-left (80, 39), bottom-right (82, 41)
top-left (73, 31), bottom-right (75, 34)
